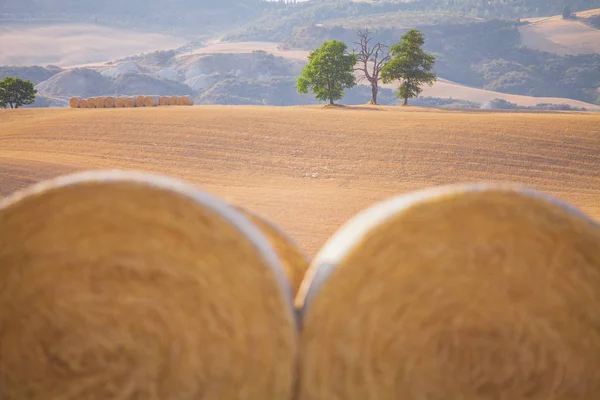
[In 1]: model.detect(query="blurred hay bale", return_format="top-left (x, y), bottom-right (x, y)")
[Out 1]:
top-left (95, 97), bottom-right (105, 109)
top-left (123, 97), bottom-right (135, 108)
top-left (235, 205), bottom-right (310, 296)
top-left (135, 95), bottom-right (145, 107)
top-left (0, 170), bottom-right (298, 400)
top-left (143, 95), bottom-right (160, 107)
top-left (69, 97), bottom-right (80, 108)
top-left (78, 99), bottom-right (88, 108)
top-left (159, 96), bottom-right (170, 106)
top-left (180, 95), bottom-right (194, 106)
top-left (297, 184), bottom-right (600, 400)
top-left (104, 97), bottom-right (115, 108)
top-left (115, 97), bottom-right (124, 108)
top-left (170, 95), bottom-right (180, 106)
top-left (86, 97), bottom-right (96, 108)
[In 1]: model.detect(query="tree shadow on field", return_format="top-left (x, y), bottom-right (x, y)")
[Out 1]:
top-left (322, 104), bottom-right (387, 111)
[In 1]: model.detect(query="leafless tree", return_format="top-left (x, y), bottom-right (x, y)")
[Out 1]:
top-left (353, 28), bottom-right (391, 105)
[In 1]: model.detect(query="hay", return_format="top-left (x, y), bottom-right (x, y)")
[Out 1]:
top-left (143, 95), bottom-right (160, 107)
top-left (115, 97), bottom-right (124, 108)
top-left (95, 97), bottom-right (105, 109)
top-left (159, 96), bottom-right (170, 106)
top-left (234, 205), bottom-right (310, 296)
top-left (104, 96), bottom-right (115, 108)
top-left (123, 97), bottom-right (135, 108)
top-left (297, 184), bottom-right (600, 400)
top-left (180, 95), bottom-right (194, 106)
top-left (170, 95), bottom-right (180, 106)
top-left (78, 99), bottom-right (88, 108)
top-left (135, 95), bottom-right (145, 107)
top-left (69, 97), bottom-right (80, 108)
top-left (0, 170), bottom-right (297, 400)
top-left (86, 97), bottom-right (96, 108)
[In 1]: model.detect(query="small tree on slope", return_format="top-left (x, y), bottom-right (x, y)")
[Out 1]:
top-left (0, 77), bottom-right (37, 109)
top-left (297, 40), bottom-right (357, 105)
top-left (381, 29), bottom-right (436, 106)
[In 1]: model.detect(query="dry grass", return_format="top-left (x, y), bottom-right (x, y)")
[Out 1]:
top-left (0, 106), bottom-right (599, 255)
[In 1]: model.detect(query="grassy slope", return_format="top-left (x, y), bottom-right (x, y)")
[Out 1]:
top-left (1, 106), bottom-right (599, 255)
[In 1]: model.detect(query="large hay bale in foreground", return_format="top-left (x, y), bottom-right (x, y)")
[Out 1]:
top-left (115, 97), bottom-right (124, 108)
top-left (170, 95), bottom-right (180, 106)
top-left (104, 96), bottom-right (115, 108)
top-left (180, 95), bottom-right (194, 106)
top-left (235, 205), bottom-right (310, 297)
top-left (159, 96), bottom-right (170, 106)
top-left (78, 99), bottom-right (88, 108)
top-left (0, 170), bottom-right (297, 400)
top-left (95, 97), bottom-right (105, 108)
top-left (69, 97), bottom-right (80, 108)
top-left (86, 97), bottom-right (96, 108)
top-left (143, 95), bottom-right (160, 107)
top-left (135, 95), bottom-right (145, 107)
top-left (297, 184), bottom-right (600, 400)
top-left (123, 97), bottom-right (135, 108)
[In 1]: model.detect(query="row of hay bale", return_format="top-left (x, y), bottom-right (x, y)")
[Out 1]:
top-left (69, 95), bottom-right (194, 108)
top-left (2, 171), bottom-right (600, 399)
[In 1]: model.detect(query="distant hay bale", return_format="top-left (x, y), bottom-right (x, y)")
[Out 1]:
top-left (86, 98), bottom-right (96, 108)
top-left (170, 95), bottom-right (180, 106)
top-left (123, 97), bottom-right (135, 108)
top-left (179, 95), bottom-right (194, 106)
top-left (234, 205), bottom-right (310, 296)
top-left (79, 99), bottom-right (88, 108)
top-left (104, 97), bottom-right (115, 108)
top-left (143, 95), bottom-right (160, 107)
top-left (297, 184), bottom-right (600, 400)
top-left (95, 97), bottom-right (105, 108)
top-left (115, 97), bottom-right (124, 108)
top-left (135, 95), bottom-right (145, 107)
top-left (159, 96), bottom-right (170, 106)
top-left (69, 97), bottom-right (80, 108)
top-left (0, 170), bottom-right (297, 400)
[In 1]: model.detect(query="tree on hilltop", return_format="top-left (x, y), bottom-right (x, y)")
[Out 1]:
top-left (353, 28), bottom-right (391, 105)
top-left (381, 29), bottom-right (436, 106)
top-left (0, 77), bottom-right (37, 109)
top-left (296, 40), bottom-right (357, 105)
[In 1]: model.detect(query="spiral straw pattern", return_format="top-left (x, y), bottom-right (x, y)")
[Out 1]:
top-left (297, 184), bottom-right (600, 400)
top-left (0, 170), bottom-right (297, 400)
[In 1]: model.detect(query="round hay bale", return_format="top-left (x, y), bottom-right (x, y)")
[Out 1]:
top-left (234, 205), bottom-right (310, 296)
top-left (159, 96), bottom-right (170, 106)
top-left (114, 97), bottom-right (124, 108)
top-left (170, 95), bottom-right (180, 106)
top-left (143, 95), bottom-right (160, 107)
top-left (95, 97), bottom-right (105, 108)
top-left (104, 96), bottom-right (115, 108)
top-left (179, 95), bottom-right (194, 106)
top-left (0, 170), bottom-right (297, 400)
top-left (78, 99), bottom-right (88, 108)
top-left (135, 95), bottom-right (145, 107)
top-left (69, 97), bottom-right (80, 108)
top-left (123, 97), bottom-right (135, 108)
top-left (86, 97), bottom-right (96, 108)
top-left (297, 184), bottom-right (600, 400)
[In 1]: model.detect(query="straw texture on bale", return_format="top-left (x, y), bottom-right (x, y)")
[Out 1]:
top-left (95, 97), bottom-right (105, 108)
top-left (180, 95), bottom-right (194, 106)
top-left (297, 184), bottom-right (600, 400)
top-left (234, 205), bottom-right (310, 296)
top-left (115, 97), bottom-right (124, 108)
top-left (143, 95), bottom-right (160, 107)
top-left (104, 96), bottom-right (115, 108)
top-left (86, 97), bottom-right (96, 108)
top-left (78, 99), bottom-right (88, 108)
top-left (170, 95), bottom-right (180, 106)
top-left (0, 170), bottom-right (297, 400)
top-left (123, 97), bottom-right (135, 108)
top-left (69, 97), bottom-right (80, 108)
top-left (135, 95), bottom-right (145, 107)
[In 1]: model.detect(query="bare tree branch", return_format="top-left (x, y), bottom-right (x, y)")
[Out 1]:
top-left (353, 28), bottom-right (391, 105)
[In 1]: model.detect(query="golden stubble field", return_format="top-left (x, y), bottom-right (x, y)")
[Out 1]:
top-left (1, 106), bottom-right (599, 255)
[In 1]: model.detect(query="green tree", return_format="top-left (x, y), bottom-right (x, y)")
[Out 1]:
top-left (0, 77), bottom-right (37, 109)
top-left (297, 40), bottom-right (357, 105)
top-left (381, 29), bottom-right (436, 106)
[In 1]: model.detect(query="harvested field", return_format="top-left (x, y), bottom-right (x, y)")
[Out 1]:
top-left (1, 106), bottom-right (599, 255)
